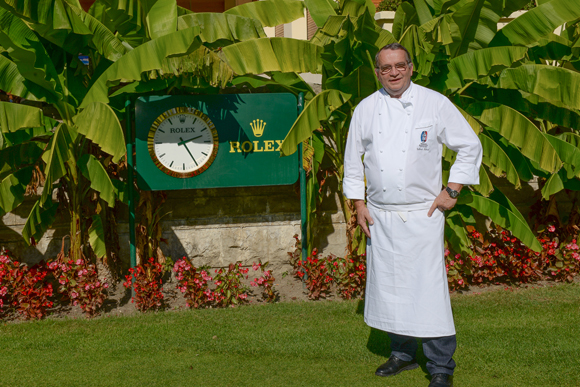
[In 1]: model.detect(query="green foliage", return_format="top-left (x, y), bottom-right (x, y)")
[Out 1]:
top-left (377, 0), bottom-right (411, 12)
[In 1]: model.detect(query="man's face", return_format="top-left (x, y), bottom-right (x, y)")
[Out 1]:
top-left (375, 49), bottom-right (413, 98)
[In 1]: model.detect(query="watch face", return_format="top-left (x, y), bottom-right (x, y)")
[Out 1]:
top-left (147, 107), bottom-right (219, 178)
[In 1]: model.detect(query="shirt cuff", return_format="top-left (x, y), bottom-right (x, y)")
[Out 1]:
top-left (343, 177), bottom-right (366, 200)
top-left (448, 164), bottom-right (481, 186)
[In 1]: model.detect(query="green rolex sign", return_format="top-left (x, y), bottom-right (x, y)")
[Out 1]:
top-left (135, 94), bottom-right (299, 191)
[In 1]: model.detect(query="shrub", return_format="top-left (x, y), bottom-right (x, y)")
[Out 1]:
top-left (123, 258), bottom-right (165, 312)
top-left (212, 263), bottom-right (250, 307)
top-left (0, 253), bottom-right (53, 320)
top-left (329, 253), bottom-right (366, 300)
top-left (292, 248), bottom-right (333, 300)
top-left (173, 257), bottom-right (214, 308)
top-left (49, 257), bottom-right (109, 317)
top-left (250, 261), bottom-right (279, 303)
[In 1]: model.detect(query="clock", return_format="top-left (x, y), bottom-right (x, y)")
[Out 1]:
top-left (147, 107), bottom-right (219, 178)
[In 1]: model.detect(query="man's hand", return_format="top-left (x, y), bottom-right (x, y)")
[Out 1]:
top-left (427, 183), bottom-right (463, 217)
top-left (354, 199), bottom-right (374, 238)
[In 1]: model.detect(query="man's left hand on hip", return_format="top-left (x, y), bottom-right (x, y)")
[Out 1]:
top-left (427, 183), bottom-right (463, 217)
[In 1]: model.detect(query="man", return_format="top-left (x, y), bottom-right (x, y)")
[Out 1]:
top-left (343, 43), bottom-right (482, 387)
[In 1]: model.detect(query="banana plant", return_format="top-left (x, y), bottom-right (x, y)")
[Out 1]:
top-left (279, 0), bottom-right (580, 256)
top-left (0, 1), bottom-right (126, 265)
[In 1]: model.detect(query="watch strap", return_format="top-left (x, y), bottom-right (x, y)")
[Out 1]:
top-left (445, 186), bottom-right (460, 198)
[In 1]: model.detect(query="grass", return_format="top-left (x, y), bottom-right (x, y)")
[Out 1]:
top-left (1, 283), bottom-right (579, 387)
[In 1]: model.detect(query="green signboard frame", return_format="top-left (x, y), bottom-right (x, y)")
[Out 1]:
top-left (135, 93), bottom-right (299, 191)
top-left (125, 93), bottom-right (307, 273)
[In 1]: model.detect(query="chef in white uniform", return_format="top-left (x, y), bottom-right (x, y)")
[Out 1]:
top-left (343, 43), bottom-right (482, 387)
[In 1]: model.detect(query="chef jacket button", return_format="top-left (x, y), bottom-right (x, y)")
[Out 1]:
top-left (379, 131), bottom-right (382, 134)
top-left (399, 168), bottom-right (403, 171)
top-left (405, 130), bottom-right (408, 133)
top-left (380, 150), bottom-right (383, 153)
top-left (381, 169), bottom-right (384, 172)
top-left (402, 149), bottom-right (406, 153)
top-left (383, 188), bottom-right (386, 192)
top-left (398, 187), bottom-right (402, 191)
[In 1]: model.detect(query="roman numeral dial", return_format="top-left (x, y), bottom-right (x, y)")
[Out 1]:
top-left (147, 107), bottom-right (219, 178)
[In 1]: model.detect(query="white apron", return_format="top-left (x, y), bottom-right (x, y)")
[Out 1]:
top-left (364, 203), bottom-right (455, 338)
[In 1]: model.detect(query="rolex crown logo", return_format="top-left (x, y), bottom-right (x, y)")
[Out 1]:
top-left (250, 119), bottom-right (266, 137)
top-left (179, 116), bottom-right (186, 124)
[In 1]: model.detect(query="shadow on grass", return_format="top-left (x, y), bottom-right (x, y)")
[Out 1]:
top-left (359, 300), bottom-right (431, 381)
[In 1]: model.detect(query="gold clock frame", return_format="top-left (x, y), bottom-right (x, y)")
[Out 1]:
top-left (147, 107), bottom-right (219, 178)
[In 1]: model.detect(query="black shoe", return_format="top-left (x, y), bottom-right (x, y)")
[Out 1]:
top-left (428, 373), bottom-right (453, 387)
top-left (375, 355), bottom-right (419, 377)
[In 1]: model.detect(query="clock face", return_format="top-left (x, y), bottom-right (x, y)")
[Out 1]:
top-left (147, 107), bottom-right (219, 178)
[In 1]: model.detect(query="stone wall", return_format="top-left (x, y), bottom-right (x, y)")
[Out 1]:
top-left (0, 184), bottom-right (348, 272)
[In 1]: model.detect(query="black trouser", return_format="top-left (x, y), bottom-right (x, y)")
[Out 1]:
top-left (388, 332), bottom-right (456, 375)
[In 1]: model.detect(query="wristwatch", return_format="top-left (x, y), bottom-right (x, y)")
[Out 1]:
top-left (445, 186), bottom-right (460, 199)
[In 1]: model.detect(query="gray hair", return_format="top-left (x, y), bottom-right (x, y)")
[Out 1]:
top-left (374, 43), bottom-right (412, 68)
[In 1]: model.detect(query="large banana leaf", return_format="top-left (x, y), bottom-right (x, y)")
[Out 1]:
top-left (80, 27), bottom-right (203, 107)
top-left (0, 55), bottom-right (42, 102)
top-left (392, 2), bottom-right (419, 41)
top-left (414, 0), bottom-right (434, 26)
top-left (541, 168), bottom-right (566, 199)
top-left (88, 0), bottom-right (146, 46)
top-left (478, 65), bottom-right (580, 112)
top-left (77, 154), bottom-right (116, 207)
top-left (467, 102), bottom-right (561, 173)
top-left (340, 0), bottom-right (376, 18)
top-left (472, 166), bottom-right (494, 196)
top-left (500, 0), bottom-right (532, 17)
top-left (399, 25), bottom-right (435, 78)
top-left (177, 13), bottom-right (265, 43)
top-left (0, 0), bottom-right (129, 61)
top-left (445, 209), bottom-right (472, 255)
top-left (447, 0), bottom-right (502, 57)
top-left (490, 0), bottom-right (580, 47)
top-left (458, 191), bottom-right (542, 251)
top-left (304, 0), bottom-right (338, 28)
top-left (73, 102), bottom-right (125, 163)
top-left (444, 46), bottom-right (528, 90)
top-left (0, 166), bottom-right (32, 215)
top-left (22, 198), bottom-right (59, 245)
top-left (528, 33), bottom-right (574, 62)
top-left (0, 103), bottom-right (44, 133)
top-left (88, 213), bottom-right (107, 258)
top-left (0, 8), bottom-right (63, 103)
top-left (545, 134), bottom-right (580, 178)
top-left (231, 72), bottom-right (315, 100)
top-left (224, 0), bottom-right (305, 27)
top-left (140, 0), bottom-right (176, 39)
top-left (479, 132), bottom-right (521, 188)
top-left (464, 85), bottom-right (580, 131)
top-left (149, 46), bottom-right (234, 88)
top-left (310, 15), bottom-right (347, 46)
top-left (221, 38), bottom-right (323, 75)
top-left (280, 89), bottom-right (351, 156)
top-left (40, 123), bottom-right (76, 204)
top-left (0, 142), bottom-right (44, 180)
top-left (484, 129), bottom-right (535, 181)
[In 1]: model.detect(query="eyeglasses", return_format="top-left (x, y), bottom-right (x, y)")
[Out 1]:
top-left (377, 62), bottom-right (411, 74)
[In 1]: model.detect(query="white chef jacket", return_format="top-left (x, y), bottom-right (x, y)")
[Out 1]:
top-left (343, 82), bottom-right (482, 207)
top-left (343, 82), bottom-right (482, 337)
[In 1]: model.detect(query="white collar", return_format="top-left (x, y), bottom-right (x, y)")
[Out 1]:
top-left (381, 81), bottom-right (415, 105)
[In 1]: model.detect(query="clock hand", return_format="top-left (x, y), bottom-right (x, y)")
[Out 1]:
top-left (179, 137), bottom-right (198, 166)
top-left (178, 135), bottom-right (203, 146)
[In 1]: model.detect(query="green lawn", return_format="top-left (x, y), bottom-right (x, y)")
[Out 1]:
top-left (1, 283), bottom-right (579, 387)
